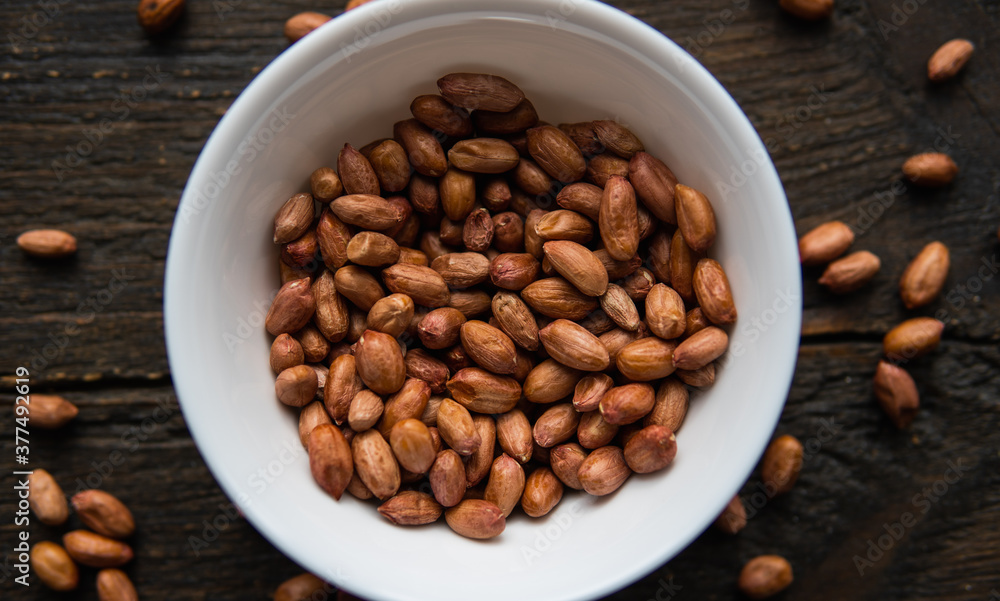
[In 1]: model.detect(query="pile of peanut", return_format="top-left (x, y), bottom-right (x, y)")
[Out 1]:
top-left (26, 466), bottom-right (138, 598)
top-left (6, 391), bottom-right (139, 597)
top-left (266, 72), bottom-right (736, 540)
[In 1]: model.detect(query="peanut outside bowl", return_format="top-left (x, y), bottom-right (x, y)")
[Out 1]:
top-left (163, 1), bottom-right (802, 599)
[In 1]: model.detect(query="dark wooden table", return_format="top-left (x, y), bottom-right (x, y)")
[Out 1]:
top-left (2, 0), bottom-right (999, 599)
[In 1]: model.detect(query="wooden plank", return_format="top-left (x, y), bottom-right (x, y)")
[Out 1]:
top-left (0, 312), bottom-right (168, 386)
top-left (1, 339), bottom-right (996, 600)
top-left (1, 0), bottom-right (999, 599)
top-left (0, 386), bottom-right (308, 600)
top-left (606, 340), bottom-right (1000, 601)
top-left (0, 0), bottom-right (997, 377)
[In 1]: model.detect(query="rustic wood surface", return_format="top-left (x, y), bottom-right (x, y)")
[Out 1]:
top-left (2, 0), bottom-right (999, 599)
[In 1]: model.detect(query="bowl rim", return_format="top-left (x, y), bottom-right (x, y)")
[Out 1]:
top-left (164, 1), bottom-right (802, 599)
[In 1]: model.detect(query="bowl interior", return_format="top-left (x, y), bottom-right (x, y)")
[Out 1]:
top-left (165, 2), bottom-right (801, 600)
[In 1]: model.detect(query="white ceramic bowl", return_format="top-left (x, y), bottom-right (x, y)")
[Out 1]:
top-left (164, 1), bottom-right (801, 599)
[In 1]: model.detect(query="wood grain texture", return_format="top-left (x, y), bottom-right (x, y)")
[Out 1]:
top-left (1, 0), bottom-right (998, 599)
